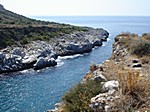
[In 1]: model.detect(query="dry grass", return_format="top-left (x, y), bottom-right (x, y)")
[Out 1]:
top-left (116, 70), bottom-right (141, 94)
top-left (112, 75), bottom-right (150, 111)
top-left (141, 56), bottom-right (150, 64)
top-left (103, 60), bottom-right (150, 111)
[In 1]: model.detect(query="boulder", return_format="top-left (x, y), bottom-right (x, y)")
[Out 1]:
top-left (90, 93), bottom-right (112, 112)
top-left (64, 43), bottom-right (93, 55)
top-left (93, 40), bottom-right (102, 46)
top-left (91, 70), bottom-right (107, 82)
top-left (22, 56), bottom-right (36, 64)
top-left (34, 57), bottom-right (46, 70)
top-left (92, 74), bottom-right (107, 82)
top-left (12, 48), bottom-right (25, 58)
top-left (102, 80), bottom-right (119, 93)
top-left (34, 57), bottom-right (57, 70)
top-left (48, 58), bottom-right (57, 66)
top-left (132, 59), bottom-right (140, 63)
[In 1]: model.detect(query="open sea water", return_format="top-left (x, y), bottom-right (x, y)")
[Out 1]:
top-left (0, 16), bottom-right (150, 112)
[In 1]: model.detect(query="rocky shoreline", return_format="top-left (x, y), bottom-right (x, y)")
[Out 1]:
top-left (49, 33), bottom-right (150, 112)
top-left (0, 27), bottom-right (109, 74)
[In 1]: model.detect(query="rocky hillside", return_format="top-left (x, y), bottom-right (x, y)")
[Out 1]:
top-left (0, 4), bottom-right (89, 49)
top-left (59, 33), bottom-right (150, 112)
top-left (0, 4), bottom-right (51, 25)
top-left (0, 4), bottom-right (109, 74)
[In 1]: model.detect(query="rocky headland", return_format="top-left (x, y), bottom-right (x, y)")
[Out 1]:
top-left (0, 27), bottom-right (109, 73)
top-left (0, 4), bottom-right (109, 74)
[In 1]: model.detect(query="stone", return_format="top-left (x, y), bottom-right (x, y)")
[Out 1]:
top-left (22, 56), bottom-right (36, 64)
top-left (102, 80), bottom-right (119, 92)
top-left (132, 59), bottom-right (140, 63)
top-left (105, 105), bottom-right (111, 112)
top-left (132, 63), bottom-right (142, 67)
top-left (101, 36), bottom-right (108, 41)
top-left (34, 57), bottom-right (47, 70)
top-left (92, 72), bottom-right (107, 82)
top-left (48, 58), bottom-right (57, 66)
top-left (12, 48), bottom-right (25, 58)
top-left (34, 57), bottom-right (57, 70)
top-left (93, 40), bottom-right (102, 46)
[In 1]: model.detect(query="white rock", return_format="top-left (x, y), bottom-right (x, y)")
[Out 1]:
top-left (22, 56), bottom-right (36, 64)
top-left (92, 72), bottom-right (107, 82)
top-left (105, 105), bottom-right (111, 112)
top-left (102, 80), bottom-right (119, 92)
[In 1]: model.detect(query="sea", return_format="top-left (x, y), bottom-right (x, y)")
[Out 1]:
top-left (0, 16), bottom-right (150, 112)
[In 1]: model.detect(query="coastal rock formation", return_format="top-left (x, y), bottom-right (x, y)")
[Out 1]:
top-left (52, 28), bottom-right (109, 56)
top-left (0, 28), bottom-right (109, 74)
top-left (0, 4), bottom-right (109, 74)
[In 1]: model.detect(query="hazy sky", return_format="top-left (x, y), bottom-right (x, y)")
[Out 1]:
top-left (1, 0), bottom-right (150, 16)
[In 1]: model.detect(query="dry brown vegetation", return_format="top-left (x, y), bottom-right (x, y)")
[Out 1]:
top-left (100, 33), bottom-right (150, 111)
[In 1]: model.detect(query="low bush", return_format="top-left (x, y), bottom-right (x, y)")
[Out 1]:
top-left (116, 33), bottom-right (150, 57)
top-left (131, 39), bottom-right (150, 56)
top-left (62, 80), bottom-right (102, 112)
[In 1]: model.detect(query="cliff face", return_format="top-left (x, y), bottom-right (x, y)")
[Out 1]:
top-left (60, 33), bottom-right (150, 112)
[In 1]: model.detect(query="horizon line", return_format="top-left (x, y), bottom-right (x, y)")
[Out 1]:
top-left (30, 15), bottom-right (150, 17)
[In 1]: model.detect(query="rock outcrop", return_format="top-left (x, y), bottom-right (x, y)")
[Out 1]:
top-left (0, 28), bottom-right (109, 74)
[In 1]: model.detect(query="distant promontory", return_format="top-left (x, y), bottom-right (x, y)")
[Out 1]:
top-left (0, 4), bottom-right (109, 74)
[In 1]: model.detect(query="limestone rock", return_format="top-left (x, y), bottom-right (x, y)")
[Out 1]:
top-left (102, 80), bottom-right (119, 92)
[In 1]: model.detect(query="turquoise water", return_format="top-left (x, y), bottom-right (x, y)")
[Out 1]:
top-left (0, 16), bottom-right (150, 112)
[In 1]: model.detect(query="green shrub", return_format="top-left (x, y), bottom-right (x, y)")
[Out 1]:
top-left (132, 39), bottom-right (150, 57)
top-left (62, 80), bottom-right (102, 112)
top-left (20, 37), bottom-right (29, 44)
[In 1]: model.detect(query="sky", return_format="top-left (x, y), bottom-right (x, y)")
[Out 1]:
top-left (0, 0), bottom-right (150, 16)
